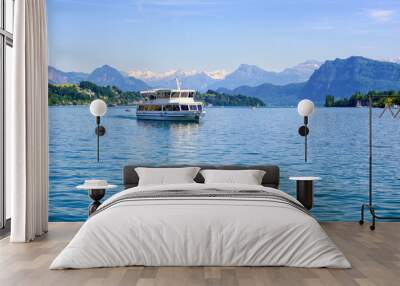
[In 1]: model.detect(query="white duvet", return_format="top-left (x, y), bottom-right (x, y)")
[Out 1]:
top-left (50, 183), bottom-right (351, 269)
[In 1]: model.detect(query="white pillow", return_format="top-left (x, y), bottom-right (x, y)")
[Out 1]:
top-left (135, 167), bottom-right (200, 186)
top-left (200, 169), bottom-right (266, 185)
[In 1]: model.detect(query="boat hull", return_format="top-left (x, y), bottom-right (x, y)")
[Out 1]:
top-left (136, 111), bottom-right (203, 122)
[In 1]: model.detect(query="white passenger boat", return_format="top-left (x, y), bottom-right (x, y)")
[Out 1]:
top-left (137, 82), bottom-right (205, 122)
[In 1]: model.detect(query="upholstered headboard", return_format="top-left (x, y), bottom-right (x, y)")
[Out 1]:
top-left (123, 165), bottom-right (280, 189)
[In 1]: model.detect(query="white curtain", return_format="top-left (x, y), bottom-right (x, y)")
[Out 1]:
top-left (8, 0), bottom-right (49, 242)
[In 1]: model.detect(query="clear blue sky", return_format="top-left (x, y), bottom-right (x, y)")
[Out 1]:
top-left (47, 0), bottom-right (400, 73)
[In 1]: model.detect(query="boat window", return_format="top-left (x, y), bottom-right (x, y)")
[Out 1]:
top-left (189, 105), bottom-right (197, 111)
top-left (173, 105), bottom-right (180, 111)
top-left (141, 105), bottom-right (162, 111)
top-left (181, 105), bottom-right (189, 111)
top-left (171, 92), bottom-right (179, 98)
top-left (197, 105), bottom-right (203, 111)
top-left (164, 105), bottom-right (173, 111)
top-left (138, 105), bottom-right (144, 111)
top-left (188, 92), bottom-right (194, 98)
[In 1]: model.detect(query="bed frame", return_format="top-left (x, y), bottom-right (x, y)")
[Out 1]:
top-left (123, 165), bottom-right (280, 189)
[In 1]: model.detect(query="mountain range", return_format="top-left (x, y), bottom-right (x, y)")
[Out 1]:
top-left (217, 82), bottom-right (306, 107)
top-left (48, 60), bottom-right (321, 93)
top-left (48, 66), bottom-right (88, 85)
top-left (128, 60), bottom-right (321, 91)
top-left (48, 56), bottom-right (400, 106)
top-left (133, 70), bottom-right (218, 92)
top-left (49, 65), bottom-right (149, 92)
top-left (301, 57), bottom-right (400, 102)
top-left (222, 57), bottom-right (400, 105)
top-left (208, 61), bottom-right (321, 90)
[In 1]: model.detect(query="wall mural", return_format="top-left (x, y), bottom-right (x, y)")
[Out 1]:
top-left (47, 0), bottom-right (400, 221)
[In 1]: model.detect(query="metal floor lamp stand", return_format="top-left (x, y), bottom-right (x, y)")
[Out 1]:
top-left (359, 94), bottom-right (400, 230)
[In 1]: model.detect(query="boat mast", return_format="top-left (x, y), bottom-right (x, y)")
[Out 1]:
top-left (176, 78), bottom-right (181, 90)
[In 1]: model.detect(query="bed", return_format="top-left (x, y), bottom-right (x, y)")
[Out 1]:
top-left (50, 165), bottom-right (350, 269)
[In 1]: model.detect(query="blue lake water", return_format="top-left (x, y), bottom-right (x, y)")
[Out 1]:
top-left (49, 106), bottom-right (400, 222)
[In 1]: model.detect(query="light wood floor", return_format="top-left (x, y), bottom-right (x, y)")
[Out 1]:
top-left (0, 222), bottom-right (399, 286)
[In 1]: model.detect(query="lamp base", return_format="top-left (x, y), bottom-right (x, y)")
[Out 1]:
top-left (298, 125), bottom-right (309, 136)
top-left (88, 189), bottom-right (105, 215)
top-left (95, 125), bottom-right (106, 136)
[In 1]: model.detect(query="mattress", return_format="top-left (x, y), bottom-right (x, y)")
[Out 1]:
top-left (50, 183), bottom-right (351, 269)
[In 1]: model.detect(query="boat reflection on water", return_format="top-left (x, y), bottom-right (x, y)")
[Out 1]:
top-left (136, 117), bottom-right (202, 130)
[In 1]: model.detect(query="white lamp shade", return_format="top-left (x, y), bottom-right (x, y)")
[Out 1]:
top-left (90, 99), bottom-right (107, 117)
top-left (297, 99), bottom-right (315, 117)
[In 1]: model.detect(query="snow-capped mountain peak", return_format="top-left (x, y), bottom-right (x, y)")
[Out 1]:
top-left (129, 69), bottom-right (228, 81)
top-left (128, 69), bottom-right (199, 81)
top-left (283, 60), bottom-right (323, 73)
top-left (127, 60), bottom-right (323, 91)
top-left (386, 57), bottom-right (400, 64)
top-left (204, 70), bottom-right (229, 80)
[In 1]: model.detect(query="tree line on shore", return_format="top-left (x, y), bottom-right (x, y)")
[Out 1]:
top-left (48, 81), bottom-right (265, 107)
top-left (325, 90), bottom-right (400, 108)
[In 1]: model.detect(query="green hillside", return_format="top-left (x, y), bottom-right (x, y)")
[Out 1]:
top-left (303, 57), bottom-right (400, 104)
top-left (197, 90), bottom-right (265, 107)
top-left (48, 81), bottom-right (142, 106)
top-left (48, 82), bottom-right (265, 107)
top-left (325, 90), bottom-right (400, 107)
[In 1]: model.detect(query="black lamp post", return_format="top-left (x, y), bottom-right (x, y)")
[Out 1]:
top-left (89, 99), bottom-right (107, 162)
top-left (297, 99), bottom-right (315, 162)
